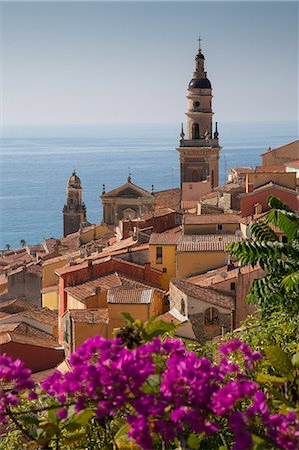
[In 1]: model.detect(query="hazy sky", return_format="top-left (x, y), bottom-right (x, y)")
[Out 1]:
top-left (1, 1), bottom-right (298, 127)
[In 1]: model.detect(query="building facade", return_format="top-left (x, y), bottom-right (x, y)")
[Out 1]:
top-left (63, 171), bottom-right (87, 237)
top-left (101, 176), bottom-right (155, 226)
top-left (177, 42), bottom-right (221, 191)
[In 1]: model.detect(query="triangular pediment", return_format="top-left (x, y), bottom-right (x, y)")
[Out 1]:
top-left (102, 181), bottom-right (153, 199)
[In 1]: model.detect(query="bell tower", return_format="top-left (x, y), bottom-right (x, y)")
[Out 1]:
top-left (63, 170), bottom-right (87, 237)
top-left (177, 38), bottom-right (221, 190)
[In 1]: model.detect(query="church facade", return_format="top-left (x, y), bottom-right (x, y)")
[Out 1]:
top-left (177, 41), bottom-right (221, 191)
top-left (101, 176), bottom-right (155, 226)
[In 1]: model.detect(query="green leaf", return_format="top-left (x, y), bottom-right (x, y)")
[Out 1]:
top-left (121, 312), bottom-right (135, 324)
top-left (65, 408), bottom-right (95, 432)
top-left (39, 421), bottom-right (59, 437)
top-left (292, 352), bottom-right (299, 368)
top-left (256, 373), bottom-right (287, 385)
top-left (47, 407), bottom-right (61, 423)
top-left (265, 345), bottom-right (292, 374)
top-left (114, 422), bottom-right (131, 442)
top-left (218, 446), bottom-right (228, 450)
top-left (252, 434), bottom-right (267, 450)
top-left (144, 319), bottom-right (177, 340)
top-left (187, 432), bottom-right (205, 449)
top-left (61, 432), bottom-right (86, 445)
top-left (19, 415), bottom-right (40, 426)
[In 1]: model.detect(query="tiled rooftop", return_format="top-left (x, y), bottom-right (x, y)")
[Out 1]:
top-left (108, 287), bottom-right (154, 304)
top-left (149, 229), bottom-right (182, 246)
top-left (187, 264), bottom-right (262, 287)
top-left (68, 309), bottom-right (109, 323)
top-left (184, 213), bottom-right (242, 225)
top-left (65, 272), bottom-right (122, 302)
top-left (171, 278), bottom-right (234, 310)
top-left (0, 332), bottom-right (59, 349)
top-left (177, 235), bottom-right (242, 252)
top-left (153, 188), bottom-right (181, 211)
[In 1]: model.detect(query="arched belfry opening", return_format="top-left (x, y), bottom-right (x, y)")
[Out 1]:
top-left (192, 123), bottom-right (200, 139)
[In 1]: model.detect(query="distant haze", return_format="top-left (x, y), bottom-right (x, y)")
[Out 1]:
top-left (2, 1), bottom-right (298, 129)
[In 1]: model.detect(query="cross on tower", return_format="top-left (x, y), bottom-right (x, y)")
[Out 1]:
top-left (197, 34), bottom-right (202, 50)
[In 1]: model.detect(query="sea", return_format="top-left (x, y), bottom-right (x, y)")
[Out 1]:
top-left (0, 121), bottom-right (298, 249)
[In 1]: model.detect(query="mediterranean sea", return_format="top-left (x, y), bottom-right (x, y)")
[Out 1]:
top-left (0, 121), bottom-right (298, 249)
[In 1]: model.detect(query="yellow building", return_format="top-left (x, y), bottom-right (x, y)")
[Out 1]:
top-left (62, 309), bottom-right (109, 356)
top-left (183, 214), bottom-right (242, 235)
top-left (79, 223), bottom-right (112, 244)
top-left (177, 235), bottom-right (241, 278)
top-left (64, 272), bottom-right (122, 310)
top-left (107, 287), bottom-right (163, 338)
top-left (42, 254), bottom-right (78, 310)
top-left (149, 231), bottom-right (182, 289)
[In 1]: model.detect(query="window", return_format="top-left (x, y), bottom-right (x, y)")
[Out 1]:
top-left (192, 123), bottom-right (200, 139)
top-left (217, 224), bottom-right (223, 231)
top-left (204, 307), bottom-right (219, 325)
top-left (156, 246), bottom-right (163, 264)
top-left (230, 282), bottom-right (236, 291)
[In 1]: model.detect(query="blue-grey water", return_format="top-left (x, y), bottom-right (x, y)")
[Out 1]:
top-left (0, 121), bottom-right (298, 249)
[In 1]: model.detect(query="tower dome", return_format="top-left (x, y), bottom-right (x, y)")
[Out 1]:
top-left (68, 170), bottom-right (81, 188)
top-left (188, 77), bottom-right (211, 89)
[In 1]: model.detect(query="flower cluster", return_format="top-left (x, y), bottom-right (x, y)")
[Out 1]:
top-left (1, 336), bottom-right (298, 449)
top-left (0, 354), bottom-right (35, 423)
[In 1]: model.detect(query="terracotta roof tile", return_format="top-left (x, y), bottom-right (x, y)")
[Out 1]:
top-left (231, 167), bottom-right (254, 174)
top-left (177, 235), bottom-right (242, 252)
top-left (67, 309), bottom-right (109, 323)
top-left (0, 332), bottom-right (59, 349)
top-left (171, 278), bottom-right (234, 310)
top-left (0, 299), bottom-right (37, 313)
top-left (102, 237), bottom-right (137, 253)
top-left (255, 165), bottom-right (286, 173)
top-left (149, 230), bottom-right (182, 246)
top-left (118, 274), bottom-right (166, 294)
top-left (153, 188), bottom-right (181, 211)
top-left (65, 272), bottom-right (122, 302)
top-left (184, 213), bottom-right (242, 225)
top-left (108, 288), bottom-right (154, 304)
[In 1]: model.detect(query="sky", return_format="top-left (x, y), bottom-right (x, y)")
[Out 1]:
top-left (1, 1), bottom-right (298, 129)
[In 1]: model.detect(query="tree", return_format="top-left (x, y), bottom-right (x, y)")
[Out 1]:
top-left (227, 196), bottom-right (299, 315)
top-left (19, 239), bottom-right (26, 248)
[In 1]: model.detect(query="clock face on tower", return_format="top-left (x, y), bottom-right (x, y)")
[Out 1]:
top-left (193, 101), bottom-right (200, 108)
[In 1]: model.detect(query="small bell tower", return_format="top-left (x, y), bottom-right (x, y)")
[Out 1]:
top-left (63, 170), bottom-right (86, 237)
top-left (177, 37), bottom-right (221, 190)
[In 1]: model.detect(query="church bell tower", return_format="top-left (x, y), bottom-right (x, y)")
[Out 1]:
top-left (177, 38), bottom-right (221, 190)
top-left (63, 170), bottom-right (87, 237)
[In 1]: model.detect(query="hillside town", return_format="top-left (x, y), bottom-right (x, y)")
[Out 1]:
top-left (0, 43), bottom-right (298, 380)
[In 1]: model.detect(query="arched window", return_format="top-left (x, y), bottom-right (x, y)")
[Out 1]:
top-left (123, 208), bottom-right (136, 220)
top-left (192, 123), bottom-right (200, 139)
top-left (204, 307), bottom-right (219, 325)
top-left (191, 170), bottom-right (199, 182)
